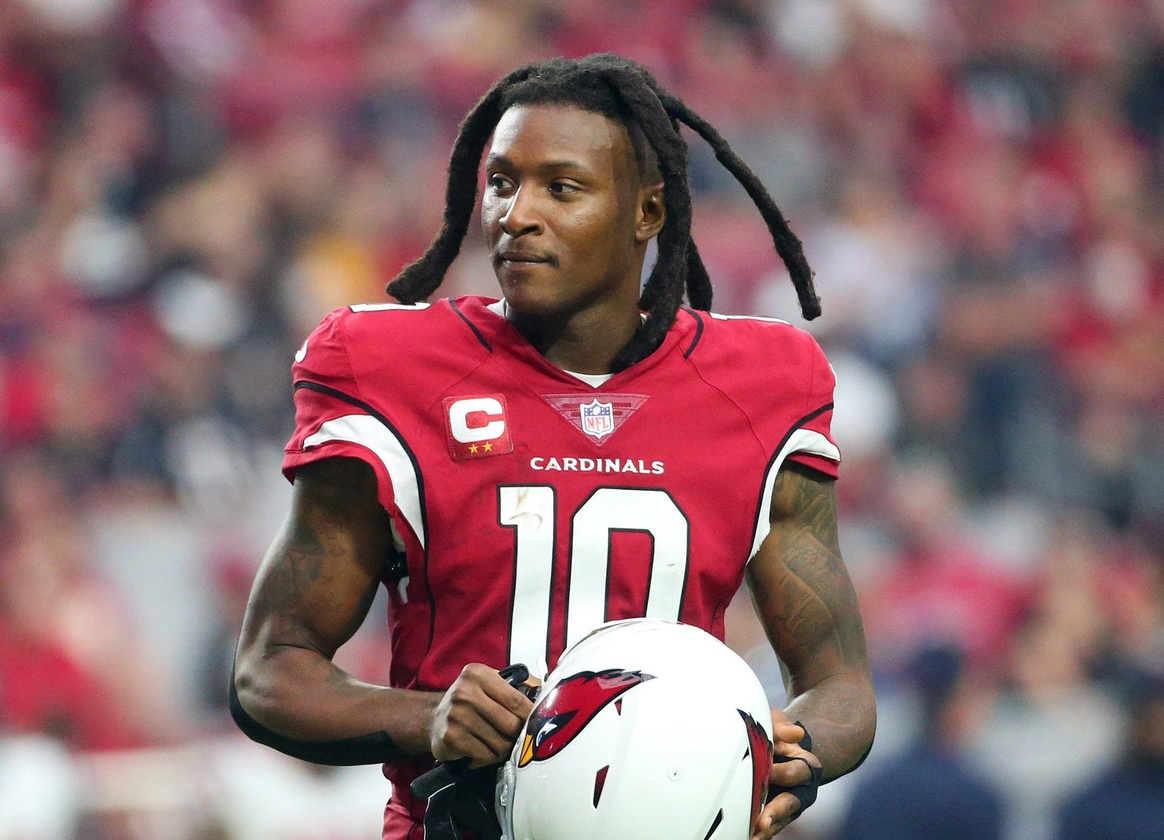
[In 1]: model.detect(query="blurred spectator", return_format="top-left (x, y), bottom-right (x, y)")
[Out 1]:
top-left (858, 453), bottom-right (1030, 674)
top-left (837, 642), bottom-right (1004, 840)
top-left (0, 450), bottom-right (175, 751)
top-left (1056, 663), bottom-right (1164, 840)
top-left (972, 516), bottom-right (1138, 840)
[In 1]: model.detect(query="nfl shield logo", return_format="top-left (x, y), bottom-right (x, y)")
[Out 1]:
top-left (580, 398), bottom-right (615, 440)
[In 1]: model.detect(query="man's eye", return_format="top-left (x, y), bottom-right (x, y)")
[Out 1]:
top-left (488, 174), bottom-right (513, 191)
top-left (549, 182), bottom-right (579, 195)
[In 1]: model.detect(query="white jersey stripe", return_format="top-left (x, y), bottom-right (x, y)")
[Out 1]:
top-left (708, 312), bottom-right (791, 325)
top-left (748, 428), bottom-right (841, 561)
top-left (349, 302), bottom-right (430, 313)
top-left (303, 414), bottom-right (425, 549)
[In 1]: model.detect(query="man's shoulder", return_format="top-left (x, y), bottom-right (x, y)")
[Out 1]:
top-left (291, 297), bottom-right (500, 401)
top-left (690, 309), bottom-right (811, 348)
top-left (324, 299), bottom-right (453, 345)
top-left (308, 296), bottom-right (499, 361)
top-left (682, 309), bottom-right (826, 380)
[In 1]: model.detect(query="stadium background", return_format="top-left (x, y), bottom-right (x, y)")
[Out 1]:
top-left (0, 0), bottom-right (1161, 838)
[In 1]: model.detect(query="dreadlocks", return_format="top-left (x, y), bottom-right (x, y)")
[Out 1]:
top-left (387, 53), bottom-right (819, 371)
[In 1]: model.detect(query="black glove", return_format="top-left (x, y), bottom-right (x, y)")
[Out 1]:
top-left (415, 664), bottom-right (538, 840)
top-left (422, 762), bottom-right (504, 840)
top-left (768, 721), bottom-right (824, 821)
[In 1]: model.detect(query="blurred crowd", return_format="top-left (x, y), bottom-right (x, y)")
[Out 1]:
top-left (0, 0), bottom-right (1162, 838)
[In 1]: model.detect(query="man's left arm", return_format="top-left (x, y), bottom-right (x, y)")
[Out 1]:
top-left (746, 461), bottom-right (876, 837)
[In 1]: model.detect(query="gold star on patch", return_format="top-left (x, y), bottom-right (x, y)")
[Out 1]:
top-left (469, 444), bottom-right (479, 454)
top-left (483, 442), bottom-right (493, 452)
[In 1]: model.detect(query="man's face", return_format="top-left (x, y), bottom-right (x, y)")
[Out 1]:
top-left (482, 103), bottom-right (660, 322)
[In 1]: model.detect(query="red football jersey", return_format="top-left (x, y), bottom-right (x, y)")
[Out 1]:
top-left (282, 296), bottom-right (839, 834)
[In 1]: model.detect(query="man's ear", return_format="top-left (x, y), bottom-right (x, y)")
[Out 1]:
top-left (635, 182), bottom-right (665, 243)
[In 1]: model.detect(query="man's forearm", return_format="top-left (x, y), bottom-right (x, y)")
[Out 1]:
top-left (233, 644), bottom-right (440, 761)
top-left (784, 672), bottom-right (876, 782)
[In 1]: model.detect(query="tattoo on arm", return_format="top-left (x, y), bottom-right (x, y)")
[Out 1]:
top-left (251, 458), bottom-right (393, 659)
top-left (749, 462), bottom-right (875, 778)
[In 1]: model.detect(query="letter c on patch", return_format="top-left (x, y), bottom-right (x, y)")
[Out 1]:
top-left (448, 397), bottom-right (505, 443)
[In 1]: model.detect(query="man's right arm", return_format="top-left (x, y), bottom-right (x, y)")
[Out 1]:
top-left (232, 455), bottom-right (532, 765)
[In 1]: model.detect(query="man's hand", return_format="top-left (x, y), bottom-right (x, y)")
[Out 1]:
top-left (429, 664), bottom-right (536, 767)
top-left (752, 710), bottom-right (823, 839)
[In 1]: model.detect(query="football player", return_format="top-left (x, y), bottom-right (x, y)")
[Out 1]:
top-left (232, 53), bottom-right (876, 840)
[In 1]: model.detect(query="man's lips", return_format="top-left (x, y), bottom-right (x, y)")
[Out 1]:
top-left (496, 249), bottom-right (557, 267)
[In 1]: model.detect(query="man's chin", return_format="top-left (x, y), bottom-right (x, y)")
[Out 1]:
top-left (498, 285), bottom-right (564, 319)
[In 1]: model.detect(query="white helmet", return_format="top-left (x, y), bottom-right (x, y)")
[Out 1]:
top-left (497, 619), bottom-right (774, 840)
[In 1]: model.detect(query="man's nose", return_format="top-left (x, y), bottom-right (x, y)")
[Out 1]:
top-left (499, 184), bottom-right (543, 236)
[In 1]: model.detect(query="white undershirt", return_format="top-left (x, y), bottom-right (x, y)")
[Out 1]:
top-left (563, 370), bottom-right (614, 387)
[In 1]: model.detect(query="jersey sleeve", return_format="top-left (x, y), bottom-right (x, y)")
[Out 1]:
top-left (284, 304), bottom-right (430, 549)
top-left (784, 331), bottom-right (841, 479)
top-left (281, 309), bottom-right (402, 515)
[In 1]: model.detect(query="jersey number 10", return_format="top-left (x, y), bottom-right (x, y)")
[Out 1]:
top-left (498, 486), bottom-right (690, 668)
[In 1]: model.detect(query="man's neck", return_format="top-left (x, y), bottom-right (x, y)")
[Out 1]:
top-left (503, 300), bottom-right (644, 375)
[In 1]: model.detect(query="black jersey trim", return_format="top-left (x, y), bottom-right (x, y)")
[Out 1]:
top-left (773, 402), bottom-right (835, 472)
top-left (450, 298), bottom-right (492, 352)
top-left (749, 402), bottom-right (836, 545)
top-left (681, 308), bottom-right (704, 358)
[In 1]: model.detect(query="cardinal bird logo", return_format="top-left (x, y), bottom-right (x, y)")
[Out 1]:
top-left (740, 710), bottom-right (774, 826)
top-left (517, 669), bottom-right (653, 767)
